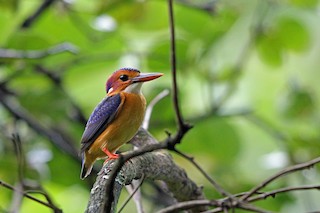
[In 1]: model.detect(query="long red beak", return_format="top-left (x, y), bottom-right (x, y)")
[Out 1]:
top-left (132, 72), bottom-right (163, 83)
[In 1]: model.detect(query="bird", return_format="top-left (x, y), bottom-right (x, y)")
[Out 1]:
top-left (80, 68), bottom-right (163, 179)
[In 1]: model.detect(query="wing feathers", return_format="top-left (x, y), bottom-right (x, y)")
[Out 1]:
top-left (80, 94), bottom-right (122, 152)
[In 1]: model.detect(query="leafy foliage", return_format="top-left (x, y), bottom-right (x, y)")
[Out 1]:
top-left (0, 0), bottom-right (320, 212)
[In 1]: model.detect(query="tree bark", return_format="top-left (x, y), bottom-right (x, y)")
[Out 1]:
top-left (85, 129), bottom-right (206, 213)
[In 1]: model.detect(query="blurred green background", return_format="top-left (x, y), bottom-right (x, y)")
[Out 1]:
top-left (1, 0), bottom-right (320, 212)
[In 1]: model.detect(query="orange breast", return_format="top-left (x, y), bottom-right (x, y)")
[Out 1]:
top-left (87, 92), bottom-right (146, 159)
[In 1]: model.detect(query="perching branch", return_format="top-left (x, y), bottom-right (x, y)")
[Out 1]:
top-left (125, 89), bottom-right (169, 213)
top-left (86, 129), bottom-right (206, 213)
top-left (99, 1), bottom-right (196, 211)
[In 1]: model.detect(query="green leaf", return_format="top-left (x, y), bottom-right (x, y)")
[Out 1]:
top-left (277, 17), bottom-right (309, 52)
top-left (256, 32), bottom-right (283, 67)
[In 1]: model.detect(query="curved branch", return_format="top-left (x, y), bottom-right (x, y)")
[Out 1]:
top-left (248, 184), bottom-right (320, 203)
top-left (240, 156), bottom-right (320, 201)
top-left (142, 89), bottom-right (170, 130)
top-left (85, 129), bottom-right (206, 213)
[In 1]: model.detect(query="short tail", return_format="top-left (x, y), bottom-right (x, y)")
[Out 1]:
top-left (80, 154), bottom-right (93, 180)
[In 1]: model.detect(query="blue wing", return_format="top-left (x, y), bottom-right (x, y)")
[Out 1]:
top-left (80, 94), bottom-right (122, 152)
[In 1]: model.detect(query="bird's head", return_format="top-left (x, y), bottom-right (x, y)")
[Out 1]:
top-left (106, 68), bottom-right (163, 96)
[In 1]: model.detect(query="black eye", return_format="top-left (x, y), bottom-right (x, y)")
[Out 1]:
top-left (119, 75), bottom-right (129, 81)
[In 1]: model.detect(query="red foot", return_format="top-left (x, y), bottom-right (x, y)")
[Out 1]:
top-left (102, 147), bottom-right (119, 163)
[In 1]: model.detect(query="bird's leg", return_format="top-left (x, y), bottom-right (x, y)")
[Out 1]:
top-left (102, 147), bottom-right (119, 163)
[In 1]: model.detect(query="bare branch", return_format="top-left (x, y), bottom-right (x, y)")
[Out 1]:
top-left (157, 199), bottom-right (219, 213)
top-left (10, 134), bottom-right (26, 212)
top-left (0, 180), bottom-right (62, 213)
top-left (155, 181), bottom-right (320, 212)
top-left (248, 185), bottom-right (320, 203)
top-left (11, 134), bottom-right (25, 182)
top-left (143, 89), bottom-right (170, 130)
top-left (9, 183), bottom-right (24, 213)
top-left (119, 176), bottom-right (145, 213)
top-left (173, 149), bottom-right (232, 198)
top-left (240, 156), bottom-right (320, 201)
top-left (168, 0), bottom-right (192, 133)
top-left (0, 42), bottom-right (78, 59)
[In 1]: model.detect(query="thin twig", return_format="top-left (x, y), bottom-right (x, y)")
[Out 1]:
top-left (11, 134), bottom-right (25, 182)
top-left (240, 156), bottom-right (320, 201)
top-left (237, 204), bottom-right (272, 213)
top-left (168, 0), bottom-right (189, 131)
top-left (26, 189), bottom-right (60, 212)
top-left (118, 175), bottom-right (145, 213)
top-left (9, 182), bottom-right (24, 213)
top-left (157, 199), bottom-right (219, 213)
top-left (10, 133), bottom-right (26, 212)
top-left (173, 148), bottom-right (232, 198)
top-left (157, 184), bottom-right (320, 213)
top-left (143, 89), bottom-right (170, 130)
top-left (0, 180), bottom-right (62, 213)
top-left (248, 184), bottom-right (320, 203)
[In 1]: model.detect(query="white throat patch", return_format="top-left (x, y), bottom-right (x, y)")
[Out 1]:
top-left (107, 87), bottom-right (114, 94)
top-left (124, 83), bottom-right (143, 94)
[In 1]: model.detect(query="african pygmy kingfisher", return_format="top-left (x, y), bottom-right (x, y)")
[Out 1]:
top-left (80, 68), bottom-right (163, 179)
